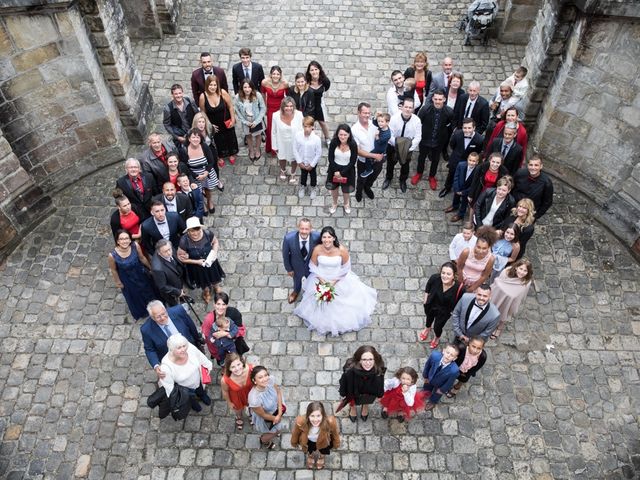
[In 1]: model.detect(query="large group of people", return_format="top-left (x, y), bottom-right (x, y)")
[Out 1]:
top-left (106, 47), bottom-right (555, 468)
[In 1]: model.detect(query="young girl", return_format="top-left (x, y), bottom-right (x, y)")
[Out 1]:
top-left (220, 353), bottom-right (254, 430)
top-left (248, 366), bottom-right (286, 449)
top-left (490, 223), bottom-right (521, 281)
top-left (380, 367), bottom-right (426, 422)
top-left (293, 116), bottom-right (322, 199)
top-left (447, 336), bottom-right (487, 398)
top-left (448, 222), bottom-right (477, 261)
top-left (291, 401), bottom-right (341, 470)
top-left (233, 79), bottom-right (266, 161)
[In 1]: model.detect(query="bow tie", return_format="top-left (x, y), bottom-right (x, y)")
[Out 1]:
top-left (156, 221), bottom-right (166, 225)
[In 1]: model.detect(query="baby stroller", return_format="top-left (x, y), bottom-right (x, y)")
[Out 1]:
top-left (458, 0), bottom-right (498, 46)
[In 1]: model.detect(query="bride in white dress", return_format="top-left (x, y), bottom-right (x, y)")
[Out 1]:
top-left (294, 226), bottom-right (377, 336)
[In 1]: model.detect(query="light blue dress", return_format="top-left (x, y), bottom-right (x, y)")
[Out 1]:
top-left (248, 378), bottom-right (286, 433)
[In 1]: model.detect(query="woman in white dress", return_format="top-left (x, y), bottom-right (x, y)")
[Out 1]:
top-left (271, 96), bottom-right (303, 183)
top-left (294, 226), bottom-right (377, 336)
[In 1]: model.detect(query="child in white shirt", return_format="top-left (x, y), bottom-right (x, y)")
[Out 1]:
top-left (293, 116), bottom-right (322, 199)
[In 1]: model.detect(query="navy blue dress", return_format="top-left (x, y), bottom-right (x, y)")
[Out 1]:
top-left (112, 247), bottom-right (156, 319)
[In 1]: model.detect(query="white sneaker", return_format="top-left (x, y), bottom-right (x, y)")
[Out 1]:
top-left (310, 187), bottom-right (317, 199)
top-left (298, 187), bottom-right (305, 198)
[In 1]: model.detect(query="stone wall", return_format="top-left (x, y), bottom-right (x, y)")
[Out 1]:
top-left (523, 0), bottom-right (640, 253)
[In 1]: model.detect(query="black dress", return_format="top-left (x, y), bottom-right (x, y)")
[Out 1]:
top-left (308, 78), bottom-right (330, 122)
top-left (497, 214), bottom-right (535, 259)
top-left (203, 95), bottom-right (239, 157)
top-left (287, 87), bottom-right (315, 118)
top-left (178, 229), bottom-right (225, 289)
top-left (338, 362), bottom-right (385, 405)
top-left (424, 274), bottom-right (464, 335)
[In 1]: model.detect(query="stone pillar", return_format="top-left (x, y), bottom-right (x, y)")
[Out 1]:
top-left (498, 0), bottom-right (544, 44)
top-left (119, 0), bottom-right (163, 39)
top-left (78, 0), bottom-right (154, 143)
top-left (155, 0), bottom-right (182, 34)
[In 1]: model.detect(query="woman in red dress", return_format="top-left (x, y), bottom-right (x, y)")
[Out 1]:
top-left (484, 106), bottom-right (528, 166)
top-left (221, 353), bottom-right (254, 430)
top-left (261, 66), bottom-right (289, 155)
top-left (110, 192), bottom-right (142, 241)
top-left (403, 52), bottom-right (433, 110)
top-left (380, 367), bottom-right (426, 422)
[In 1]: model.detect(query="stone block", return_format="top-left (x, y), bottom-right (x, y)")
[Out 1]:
top-left (0, 70), bottom-right (44, 100)
top-left (5, 14), bottom-right (59, 50)
top-left (39, 57), bottom-right (93, 87)
top-left (0, 23), bottom-right (14, 57)
top-left (11, 43), bottom-right (61, 72)
top-left (619, 106), bottom-right (640, 128)
top-left (0, 59), bottom-right (16, 82)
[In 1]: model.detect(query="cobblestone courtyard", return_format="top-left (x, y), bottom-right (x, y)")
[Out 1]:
top-left (1, 0), bottom-right (639, 479)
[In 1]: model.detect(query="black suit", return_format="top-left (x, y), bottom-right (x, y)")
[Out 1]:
top-left (417, 105), bottom-right (454, 177)
top-left (152, 192), bottom-right (194, 222)
top-left (232, 61), bottom-right (265, 94)
top-left (141, 212), bottom-right (186, 255)
top-left (490, 139), bottom-right (523, 176)
top-left (454, 94), bottom-right (490, 135)
top-left (444, 130), bottom-right (484, 190)
top-left (150, 251), bottom-right (185, 306)
top-left (115, 173), bottom-right (156, 220)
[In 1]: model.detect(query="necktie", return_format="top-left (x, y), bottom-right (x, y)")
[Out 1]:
top-left (132, 177), bottom-right (142, 194)
top-left (162, 325), bottom-right (172, 337)
top-left (300, 240), bottom-right (308, 258)
top-left (502, 142), bottom-right (509, 157)
top-left (464, 101), bottom-right (472, 118)
top-left (244, 67), bottom-right (249, 79)
top-left (400, 116), bottom-right (409, 137)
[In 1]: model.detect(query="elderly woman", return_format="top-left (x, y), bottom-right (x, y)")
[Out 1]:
top-left (110, 191), bottom-right (143, 241)
top-left (271, 96), bottom-right (304, 183)
top-left (338, 345), bottom-right (386, 422)
top-left (160, 333), bottom-right (213, 413)
top-left (202, 291), bottom-right (249, 360)
top-left (473, 176), bottom-right (515, 228)
top-left (490, 258), bottom-right (533, 339)
top-left (291, 401), bottom-right (340, 470)
top-left (249, 365), bottom-right (286, 449)
top-left (177, 217), bottom-right (225, 304)
top-left (233, 79), bottom-right (267, 161)
top-left (108, 229), bottom-right (156, 320)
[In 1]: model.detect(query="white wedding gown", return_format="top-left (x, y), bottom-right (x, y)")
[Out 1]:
top-left (294, 255), bottom-right (377, 336)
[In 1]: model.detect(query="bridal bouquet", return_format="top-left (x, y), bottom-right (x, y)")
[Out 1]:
top-left (315, 280), bottom-right (337, 305)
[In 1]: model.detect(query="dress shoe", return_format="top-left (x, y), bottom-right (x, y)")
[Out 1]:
top-left (288, 291), bottom-right (298, 304)
top-left (381, 179), bottom-right (391, 190)
top-left (438, 187), bottom-right (450, 198)
top-left (360, 414), bottom-right (369, 421)
top-left (400, 181), bottom-right (407, 193)
top-left (450, 215), bottom-right (463, 222)
top-left (364, 186), bottom-right (374, 199)
top-left (191, 400), bottom-right (203, 412)
top-left (349, 415), bottom-right (357, 423)
top-left (355, 190), bottom-right (363, 202)
top-left (410, 173), bottom-right (422, 185)
top-left (199, 392), bottom-right (212, 406)
top-left (444, 206), bottom-right (455, 213)
top-left (428, 176), bottom-right (438, 190)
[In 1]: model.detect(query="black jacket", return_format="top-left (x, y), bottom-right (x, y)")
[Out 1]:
top-left (454, 94), bottom-right (490, 134)
top-left (418, 104), bottom-right (454, 148)
top-left (115, 173), bottom-right (156, 219)
top-left (490, 139), bottom-right (524, 176)
top-left (151, 192), bottom-right (194, 222)
top-left (163, 98), bottom-right (198, 142)
top-left (473, 188), bottom-right (516, 228)
top-left (513, 168), bottom-right (554, 219)
top-left (150, 251), bottom-right (185, 306)
top-left (146, 384), bottom-right (191, 420)
top-left (468, 162), bottom-right (509, 204)
top-left (339, 363), bottom-right (385, 404)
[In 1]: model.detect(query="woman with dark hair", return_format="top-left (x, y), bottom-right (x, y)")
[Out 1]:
top-left (233, 79), bottom-right (266, 161)
top-left (110, 191), bottom-right (143, 241)
top-left (107, 229), bottom-right (156, 320)
top-left (418, 262), bottom-right (465, 349)
top-left (261, 66), bottom-right (289, 154)
top-left (294, 226), bottom-right (377, 336)
top-left (202, 291), bottom-right (249, 359)
top-left (248, 365), bottom-right (286, 449)
top-left (220, 353), bottom-right (254, 431)
top-left (338, 345), bottom-right (386, 422)
top-left (457, 226), bottom-right (498, 292)
top-left (288, 72), bottom-right (315, 117)
top-left (325, 124), bottom-right (358, 214)
top-left (180, 128), bottom-right (220, 215)
top-left (446, 336), bottom-right (487, 398)
top-left (490, 258), bottom-right (533, 339)
top-left (199, 75), bottom-right (238, 167)
top-left (291, 401), bottom-right (341, 470)
top-left (306, 61), bottom-right (331, 144)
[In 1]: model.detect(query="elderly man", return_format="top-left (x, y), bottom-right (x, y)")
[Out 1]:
top-left (151, 240), bottom-right (186, 306)
top-left (140, 300), bottom-right (201, 378)
top-left (140, 133), bottom-right (175, 192)
top-left (115, 158), bottom-right (155, 220)
top-left (455, 80), bottom-right (489, 135)
top-left (451, 284), bottom-right (500, 344)
top-left (426, 56), bottom-right (456, 104)
top-left (489, 123), bottom-right (523, 175)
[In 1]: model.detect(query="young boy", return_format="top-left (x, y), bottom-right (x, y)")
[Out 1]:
top-left (361, 112), bottom-right (391, 178)
top-left (446, 152), bottom-right (480, 223)
top-left (293, 116), bottom-right (322, 198)
top-left (448, 222), bottom-right (477, 261)
top-left (210, 316), bottom-right (238, 365)
top-left (177, 173), bottom-right (205, 221)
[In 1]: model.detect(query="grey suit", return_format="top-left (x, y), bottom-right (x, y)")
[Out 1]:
top-left (425, 71), bottom-right (448, 104)
top-left (451, 293), bottom-right (500, 341)
top-left (282, 230), bottom-right (321, 293)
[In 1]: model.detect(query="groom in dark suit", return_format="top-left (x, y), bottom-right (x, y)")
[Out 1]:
top-left (140, 201), bottom-right (186, 255)
top-left (282, 218), bottom-right (321, 304)
top-left (451, 284), bottom-right (500, 343)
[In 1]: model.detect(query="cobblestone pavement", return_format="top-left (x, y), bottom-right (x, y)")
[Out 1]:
top-left (0, 0), bottom-right (639, 479)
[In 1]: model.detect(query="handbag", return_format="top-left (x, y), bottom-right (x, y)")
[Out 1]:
top-left (264, 404), bottom-right (287, 429)
top-left (201, 365), bottom-right (211, 385)
top-left (332, 174), bottom-right (347, 184)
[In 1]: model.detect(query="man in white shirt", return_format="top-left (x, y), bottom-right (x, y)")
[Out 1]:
top-left (352, 102), bottom-right (384, 202)
top-left (382, 98), bottom-right (421, 193)
top-left (386, 70), bottom-right (421, 116)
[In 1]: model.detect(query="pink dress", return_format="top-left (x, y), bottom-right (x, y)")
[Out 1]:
top-left (462, 251), bottom-right (494, 287)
